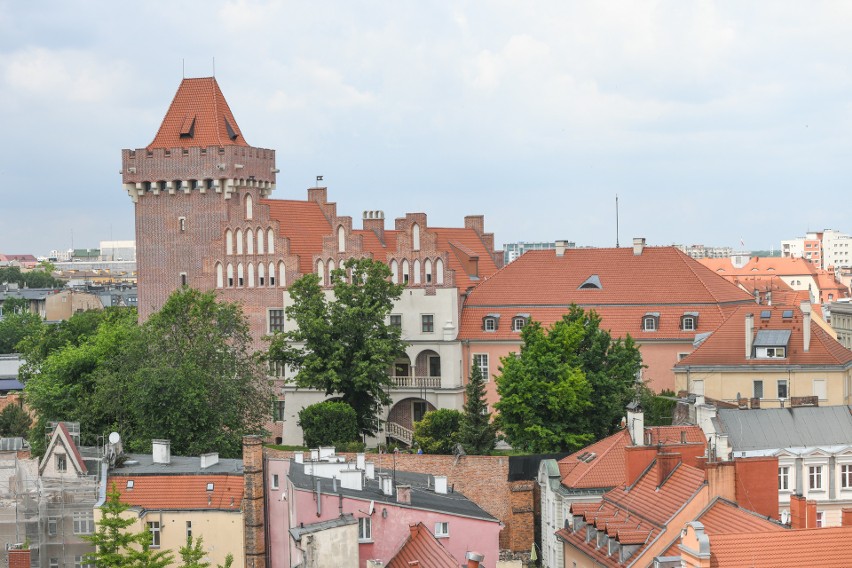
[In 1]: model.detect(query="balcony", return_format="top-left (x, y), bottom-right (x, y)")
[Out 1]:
top-left (390, 375), bottom-right (442, 389)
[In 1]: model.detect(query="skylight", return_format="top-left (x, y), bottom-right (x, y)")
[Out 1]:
top-left (782, 310), bottom-right (794, 319)
top-left (760, 310), bottom-right (771, 319)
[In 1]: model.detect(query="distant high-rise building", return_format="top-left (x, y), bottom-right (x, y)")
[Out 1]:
top-left (782, 229), bottom-right (852, 270)
top-left (675, 244), bottom-right (735, 259)
top-left (503, 240), bottom-right (569, 264)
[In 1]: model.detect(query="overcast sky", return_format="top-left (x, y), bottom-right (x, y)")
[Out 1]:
top-left (2, 1), bottom-right (851, 256)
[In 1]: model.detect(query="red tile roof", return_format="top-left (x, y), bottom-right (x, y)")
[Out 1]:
top-left (107, 474), bottom-right (244, 511)
top-left (707, 526), bottom-right (852, 567)
top-left (699, 256), bottom-right (819, 278)
top-left (646, 426), bottom-right (705, 445)
top-left (675, 305), bottom-right (852, 368)
top-left (558, 430), bottom-right (630, 489)
top-left (263, 199), bottom-right (332, 274)
top-left (148, 77), bottom-right (249, 150)
top-left (459, 247), bottom-right (754, 341)
top-left (386, 523), bottom-right (459, 568)
top-left (659, 498), bottom-right (784, 557)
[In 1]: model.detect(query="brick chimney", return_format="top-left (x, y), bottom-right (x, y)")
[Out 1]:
top-left (789, 495), bottom-right (817, 529)
top-left (362, 210), bottom-right (385, 243)
top-left (242, 436), bottom-right (266, 568)
top-left (657, 453), bottom-right (681, 487)
top-left (555, 240), bottom-right (569, 257)
top-left (396, 485), bottom-right (411, 505)
top-left (801, 301), bottom-right (811, 352)
top-left (633, 237), bottom-right (646, 256)
top-left (745, 313), bottom-right (754, 359)
top-left (842, 508), bottom-right (852, 527)
top-left (8, 548), bottom-right (30, 568)
top-left (464, 215), bottom-right (484, 236)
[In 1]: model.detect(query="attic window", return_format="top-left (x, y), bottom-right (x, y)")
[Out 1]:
top-left (576, 452), bottom-right (597, 463)
top-left (206, 483), bottom-right (215, 491)
top-left (754, 329), bottom-right (791, 359)
top-left (642, 313), bottom-right (660, 332)
top-left (760, 310), bottom-right (771, 320)
top-left (179, 115), bottom-right (196, 138)
top-left (126, 480), bottom-right (134, 489)
top-left (782, 310), bottom-right (794, 319)
top-left (681, 312), bottom-right (699, 331)
top-left (483, 315), bottom-right (500, 332)
top-left (224, 118), bottom-right (239, 141)
top-left (512, 315), bottom-right (529, 332)
top-left (578, 275), bottom-right (602, 290)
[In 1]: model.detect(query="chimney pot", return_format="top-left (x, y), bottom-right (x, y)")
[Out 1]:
top-left (396, 484), bottom-right (411, 505)
top-left (744, 314), bottom-right (754, 359)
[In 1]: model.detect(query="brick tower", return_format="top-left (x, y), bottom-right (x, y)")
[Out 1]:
top-left (121, 77), bottom-right (278, 321)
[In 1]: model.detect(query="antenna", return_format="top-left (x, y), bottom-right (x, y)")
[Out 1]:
top-left (212, 56), bottom-right (216, 77)
top-left (182, 59), bottom-right (185, 79)
top-left (615, 194), bottom-right (620, 248)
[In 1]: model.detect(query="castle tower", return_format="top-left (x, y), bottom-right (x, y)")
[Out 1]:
top-left (121, 77), bottom-right (277, 319)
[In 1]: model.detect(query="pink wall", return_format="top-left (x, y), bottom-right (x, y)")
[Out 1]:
top-left (289, 486), bottom-right (500, 568)
top-left (266, 459), bottom-right (291, 568)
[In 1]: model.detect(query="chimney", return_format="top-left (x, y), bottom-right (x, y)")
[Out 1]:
top-left (396, 484), bottom-right (411, 505)
top-left (464, 215), bottom-right (484, 236)
top-left (656, 453), bottom-right (681, 487)
top-left (307, 186), bottom-right (327, 203)
top-left (626, 401), bottom-right (644, 446)
top-left (242, 436), bottom-right (266, 568)
top-left (378, 474), bottom-right (393, 496)
top-left (8, 548), bottom-right (31, 568)
top-left (365, 462), bottom-right (375, 480)
top-left (801, 301), bottom-right (811, 353)
top-left (356, 453), bottom-right (366, 470)
top-left (789, 495), bottom-right (818, 529)
top-left (466, 552), bottom-right (485, 568)
top-left (555, 240), bottom-right (568, 257)
top-left (434, 475), bottom-right (448, 494)
top-left (633, 237), bottom-right (645, 256)
top-left (744, 313), bottom-right (754, 359)
top-left (362, 210), bottom-right (385, 243)
top-left (294, 452), bottom-right (304, 464)
top-left (152, 440), bottom-right (171, 464)
top-left (842, 508), bottom-right (852, 527)
top-left (200, 452), bottom-right (219, 469)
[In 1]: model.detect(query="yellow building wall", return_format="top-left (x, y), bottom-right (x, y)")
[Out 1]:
top-left (675, 368), bottom-right (852, 407)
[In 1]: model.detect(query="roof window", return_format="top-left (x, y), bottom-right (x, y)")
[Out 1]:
top-left (179, 115), bottom-right (196, 138)
top-left (206, 482), bottom-right (214, 491)
top-left (760, 310), bottom-right (771, 320)
top-left (782, 310), bottom-right (794, 319)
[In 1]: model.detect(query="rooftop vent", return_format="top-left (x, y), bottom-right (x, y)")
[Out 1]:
top-left (152, 440), bottom-right (171, 464)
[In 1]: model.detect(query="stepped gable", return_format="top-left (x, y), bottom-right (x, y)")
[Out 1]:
top-left (148, 77), bottom-right (248, 149)
top-left (676, 305), bottom-right (852, 368)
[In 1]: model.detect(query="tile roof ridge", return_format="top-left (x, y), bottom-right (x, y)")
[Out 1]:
top-left (673, 247), bottom-right (733, 303)
top-left (208, 77), bottom-right (222, 147)
top-left (464, 249), bottom-right (543, 301)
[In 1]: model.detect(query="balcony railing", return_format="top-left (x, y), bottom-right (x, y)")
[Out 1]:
top-left (391, 375), bottom-right (442, 389)
top-left (386, 421), bottom-right (413, 445)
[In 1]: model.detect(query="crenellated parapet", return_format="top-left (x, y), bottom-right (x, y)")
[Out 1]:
top-left (121, 145), bottom-right (277, 202)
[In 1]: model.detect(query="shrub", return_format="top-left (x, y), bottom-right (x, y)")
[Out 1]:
top-left (412, 409), bottom-right (462, 454)
top-left (298, 401), bottom-right (359, 448)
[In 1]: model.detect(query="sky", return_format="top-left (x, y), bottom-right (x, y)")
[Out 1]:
top-left (2, 1), bottom-right (852, 256)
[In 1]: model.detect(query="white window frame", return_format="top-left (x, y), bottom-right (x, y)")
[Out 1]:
top-left (682, 317), bottom-right (695, 331)
top-left (512, 317), bottom-right (526, 332)
top-left (73, 511), bottom-right (94, 535)
top-left (358, 517), bottom-right (372, 542)
top-left (777, 379), bottom-right (788, 399)
top-left (147, 521), bottom-right (161, 547)
top-left (816, 511), bottom-right (825, 527)
top-left (271, 474), bottom-right (280, 490)
top-left (434, 521), bottom-right (449, 538)
top-left (642, 317), bottom-right (657, 331)
top-left (809, 465), bottom-right (823, 491)
top-left (842, 464), bottom-right (852, 489)
top-left (778, 466), bottom-right (790, 491)
top-left (473, 354), bottom-right (489, 382)
top-left (484, 317), bottom-right (496, 332)
top-left (753, 380), bottom-right (764, 399)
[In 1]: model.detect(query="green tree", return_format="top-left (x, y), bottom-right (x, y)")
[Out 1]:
top-left (2, 297), bottom-right (29, 315)
top-left (24, 289), bottom-right (272, 458)
top-left (458, 363), bottom-right (496, 455)
top-left (495, 307), bottom-right (643, 453)
top-left (178, 535), bottom-right (210, 568)
top-left (298, 401), bottom-right (359, 448)
top-left (0, 310), bottom-right (42, 354)
top-left (84, 484), bottom-right (174, 568)
top-left (0, 403), bottom-right (32, 438)
top-left (268, 257), bottom-right (406, 437)
top-left (638, 387), bottom-right (677, 426)
top-left (412, 409), bottom-right (462, 454)
top-left (0, 266), bottom-right (64, 289)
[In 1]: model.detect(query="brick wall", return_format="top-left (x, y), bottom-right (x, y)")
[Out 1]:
top-left (243, 436), bottom-right (266, 568)
top-left (266, 448), bottom-right (534, 552)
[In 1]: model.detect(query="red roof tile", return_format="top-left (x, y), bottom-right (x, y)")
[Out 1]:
top-left (676, 305), bottom-right (852, 368)
top-left (699, 256), bottom-right (819, 277)
top-left (558, 430), bottom-right (630, 489)
top-left (148, 77), bottom-right (248, 150)
top-left (646, 426), bottom-right (705, 445)
top-left (386, 523), bottom-right (459, 568)
top-left (605, 460), bottom-right (706, 526)
top-left (459, 247), bottom-right (753, 341)
top-left (107, 474), bottom-right (244, 511)
top-left (707, 526), bottom-right (852, 567)
top-left (263, 199), bottom-right (332, 274)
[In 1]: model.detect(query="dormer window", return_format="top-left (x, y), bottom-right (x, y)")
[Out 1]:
top-left (642, 313), bottom-right (659, 332)
top-left (512, 314), bottom-right (529, 332)
top-left (483, 315), bottom-right (499, 332)
top-left (754, 330), bottom-right (791, 359)
top-left (681, 312), bottom-right (698, 331)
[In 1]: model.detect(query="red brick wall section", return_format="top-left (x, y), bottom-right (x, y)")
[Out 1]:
top-left (265, 449), bottom-right (533, 552)
top-left (734, 456), bottom-right (780, 520)
top-left (243, 436), bottom-right (266, 568)
top-left (8, 549), bottom-right (30, 568)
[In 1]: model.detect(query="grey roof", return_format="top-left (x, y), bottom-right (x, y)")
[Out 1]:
top-left (717, 406), bottom-right (852, 451)
top-left (289, 514), bottom-right (357, 542)
top-left (753, 329), bottom-right (791, 347)
top-left (110, 453), bottom-right (244, 475)
top-left (288, 461), bottom-right (497, 522)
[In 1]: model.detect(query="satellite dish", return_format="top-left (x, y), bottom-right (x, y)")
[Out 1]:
top-left (368, 500), bottom-right (374, 516)
top-left (108, 432), bottom-right (121, 444)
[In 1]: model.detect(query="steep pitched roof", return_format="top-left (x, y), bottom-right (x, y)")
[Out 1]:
top-left (39, 422), bottom-right (87, 476)
top-left (605, 460), bottom-right (706, 526)
top-left (700, 256), bottom-right (819, 278)
top-left (107, 473), bottom-right (244, 511)
top-left (460, 247), bottom-right (753, 341)
top-left (706, 526), bottom-right (852, 567)
top-left (386, 523), bottom-right (460, 568)
top-left (558, 430), bottom-right (630, 489)
top-left (148, 77), bottom-right (248, 149)
top-left (675, 305), bottom-right (852, 368)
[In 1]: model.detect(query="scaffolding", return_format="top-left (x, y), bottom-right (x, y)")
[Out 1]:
top-left (0, 424), bottom-right (102, 568)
